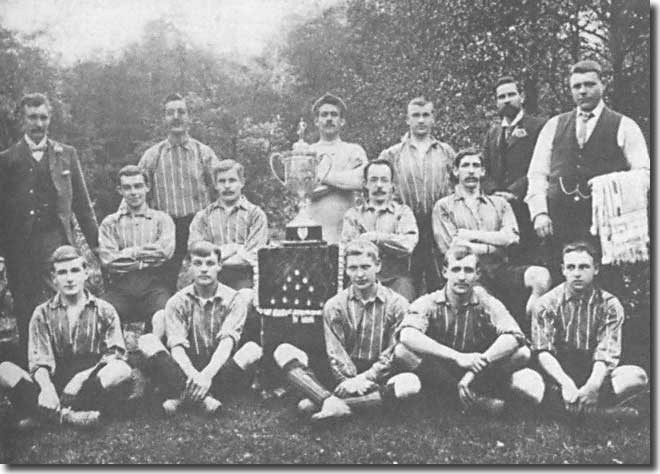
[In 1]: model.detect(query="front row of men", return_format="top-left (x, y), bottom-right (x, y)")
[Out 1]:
top-left (0, 236), bottom-right (648, 428)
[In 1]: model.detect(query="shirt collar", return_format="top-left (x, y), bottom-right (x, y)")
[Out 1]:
top-left (562, 282), bottom-right (597, 302)
top-left (433, 286), bottom-right (480, 307)
top-left (184, 282), bottom-right (234, 303)
top-left (166, 133), bottom-right (192, 150)
top-left (400, 132), bottom-right (441, 148)
top-left (501, 109), bottom-right (524, 128)
top-left (118, 200), bottom-right (153, 218)
top-left (452, 186), bottom-right (488, 203)
top-left (212, 195), bottom-right (249, 212)
top-left (48, 290), bottom-right (97, 309)
top-left (348, 283), bottom-right (386, 304)
top-left (363, 199), bottom-right (396, 213)
top-left (25, 134), bottom-right (48, 150)
top-left (577, 100), bottom-right (605, 121)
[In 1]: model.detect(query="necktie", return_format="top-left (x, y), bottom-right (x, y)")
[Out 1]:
top-left (30, 145), bottom-right (47, 152)
top-left (576, 112), bottom-right (594, 148)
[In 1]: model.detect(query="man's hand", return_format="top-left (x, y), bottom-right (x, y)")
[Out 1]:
top-left (457, 371), bottom-right (476, 409)
top-left (493, 191), bottom-right (516, 202)
top-left (456, 229), bottom-right (477, 241)
top-left (219, 243), bottom-right (240, 261)
top-left (533, 213), bottom-right (553, 238)
top-left (347, 155), bottom-right (363, 169)
top-left (576, 383), bottom-right (600, 414)
top-left (38, 385), bottom-right (60, 416)
top-left (361, 231), bottom-right (385, 243)
top-left (334, 376), bottom-right (376, 397)
top-left (455, 352), bottom-right (489, 374)
top-left (560, 379), bottom-right (580, 413)
top-left (185, 372), bottom-right (213, 402)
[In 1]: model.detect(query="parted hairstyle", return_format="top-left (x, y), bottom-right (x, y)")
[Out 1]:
top-left (163, 92), bottom-right (185, 105)
top-left (562, 240), bottom-right (599, 265)
top-left (20, 93), bottom-right (50, 112)
top-left (493, 75), bottom-right (520, 94)
top-left (570, 60), bottom-right (603, 79)
top-left (188, 240), bottom-right (222, 263)
top-left (453, 147), bottom-right (483, 168)
top-left (344, 239), bottom-right (380, 264)
top-left (117, 165), bottom-right (149, 187)
top-left (442, 244), bottom-right (479, 270)
top-left (407, 96), bottom-right (434, 111)
top-left (363, 158), bottom-right (395, 182)
top-left (213, 159), bottom-right (245, 182)
top-left (50, 245), bottom-right (86, 269)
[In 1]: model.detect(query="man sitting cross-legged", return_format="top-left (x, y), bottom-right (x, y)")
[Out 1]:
top-left (531, 241), bottom-right (648, 423)
top-left (397, 245), bottom-right (544, 416)
top-left (0, 246), bottom-right (133, 429)
top-left (274, 240), bottom-right (421, 421)
top-left (136, 241), bottom-right (262, 416)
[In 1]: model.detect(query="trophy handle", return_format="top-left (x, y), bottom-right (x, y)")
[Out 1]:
top-left (269, 152), bottom-right (287, 187)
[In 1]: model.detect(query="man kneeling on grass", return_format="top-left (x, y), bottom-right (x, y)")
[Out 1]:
top-left (137, 241), bottom-right (262, 416)
top-left (274, 240), bottom-right (421, 421)
top-left (397, 245), bottom-right (544, 416)
top-left (0, 246), bottom-right (133, 429)
top-left (531, 241), bottom-right (648, 423)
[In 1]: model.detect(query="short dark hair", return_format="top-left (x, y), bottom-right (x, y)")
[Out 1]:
top-left (494, 76), bottom-right (520, 94)
top-left (570, 60), bottom-right (602, 79)
top-left (163, 93), bottom-right (185, 105)
top-left (363, 159), bottom-right (394, 182)
top-left (311, 93), bottom-right (347, 118)
top-left (20, 93), bottom-right (50, 111)
top-left (407, 96), bottom-right (433, 111)
top-left (344, 239), bottom-right (380, 264)
top-left (442, 244), bottom-right (479, 270)
top-left (562, 240), bottom-right (599, 264)
top-left (453, 147), bottom-right (483, 168)
top-left (188, 240), bottom-right (222, 263)
top-left (117, 165), bottom-right (149, 186)
top-left (50, 245), bottom-right (86, 269)
top-left (213, 159), bottom-right (245, 182)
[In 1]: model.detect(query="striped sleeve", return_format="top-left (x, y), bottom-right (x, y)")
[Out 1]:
top-left (432, 199), bottom-right (457, 255)
top-left (99, 303), bottom-right (127, 358)
top-left (531, 302), bottom-right (557, 354)
top-left (323, 299), bottom-right (358, 382)
top-left (593, 297), bottom-right (624, 370)
top-left (188, 209), bottom-right (212, 247)
top-left (165, 296), bottom-right (191, 351)
top-left (240, 207), bottom-right (268, 266)
top-left (28, 306), bottom-right (56, 375)
top-left (481, 291), bottom-right (526, 345)
top-left (396, 294), bottom-right (433, 339)
top-left (216, 289), bottom-right (248, 347)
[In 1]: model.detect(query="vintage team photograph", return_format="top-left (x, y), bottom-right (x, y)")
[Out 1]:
top-left (0, 0), bottom-right (651, 465)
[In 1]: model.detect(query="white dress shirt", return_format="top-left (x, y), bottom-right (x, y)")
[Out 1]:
top-left (25, 134), bottom-right (48, 162)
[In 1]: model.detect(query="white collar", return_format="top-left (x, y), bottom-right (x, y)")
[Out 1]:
top-left (25, 134), bottom-right (47, 150)
top-left (501, 109), bottom-right (524, 128)
top-left (577, 100), bottom-right (605, 120)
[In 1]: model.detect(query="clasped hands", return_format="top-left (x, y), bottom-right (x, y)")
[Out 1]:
top-left (455, 352), bottom-right (489, 409)
top-left (334, 375), bottom-right (376, 397)
top-left (560, 379), bottom-right (599, 414)
top-left (183, 370), bottom-right (214, 402)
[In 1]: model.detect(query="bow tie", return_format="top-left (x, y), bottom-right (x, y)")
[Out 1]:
top-left (30, 145), bottom-right (47, 153)
top-left (578, 111), bottom-right (594, 121)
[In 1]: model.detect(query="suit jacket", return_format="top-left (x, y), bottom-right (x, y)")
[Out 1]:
top-left (482, 112), bottom-right (546, 200)
top-left (0, 137), bottom-right (98, 256)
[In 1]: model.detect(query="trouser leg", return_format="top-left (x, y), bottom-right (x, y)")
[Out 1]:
top-left (165, 215), bottom-right (194, 293)
top-left (0, 361), bottom-right (39, 418)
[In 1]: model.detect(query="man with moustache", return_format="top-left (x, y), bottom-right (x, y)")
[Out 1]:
top-left (138, 93), bottom-right (221, 292)
top-left (378, 97), bottom-right (456, 295)
top-left (0, 93), bottom-right (98, 366)
top-left (525, 60), bottom-right (649, 290)
top-left (482, 76), bottom-right (546, 263)
top-left (99, 165), bottom-right (175, 331)
top-left (308, 93), bottom-right (367, 245)
top-left (341, 159), bottom-right (418, 301)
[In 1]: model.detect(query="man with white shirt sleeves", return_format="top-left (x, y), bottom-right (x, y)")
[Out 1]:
top-left (525, 60), bottom-right (650, 288)
top-left (308, 93), bottom-right (368, 245)
top-left (0, 93), bottom-right (98, 366)
top-left (138, 93), bottom-right (221, 292)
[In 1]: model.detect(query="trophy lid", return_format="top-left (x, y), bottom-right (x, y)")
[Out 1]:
top-left (292, 118), bottom-right (312, 154)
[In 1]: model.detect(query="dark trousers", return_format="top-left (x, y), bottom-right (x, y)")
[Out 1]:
top-left (104, 268), bottom-right (171, 332)
top-left (5, 226), bottom-right (66, 368)
top-left (163, 215), bottom-right (194, 292)
top-left (411, 213), bottom-right (444, 296)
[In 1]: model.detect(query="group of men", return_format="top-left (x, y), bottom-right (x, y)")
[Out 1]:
top-left (0, 58), bottom-right (649, 429)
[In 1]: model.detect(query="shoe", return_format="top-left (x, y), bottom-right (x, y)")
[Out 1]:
top-left (589, 406), bottom-right (641, 424)
top-left (59, 407), bottom-right (100, 428)
top-left (471, 395), bottom-right (506, 416)
top-left (16, 416), bottom-right (40, 432)
top-left (201, 396), bottom-right (222, 415)
top-left (162, 398), bottom-right (182, 416)
top-left (311, 396), bottom-right (352, 422)
top-left (297, 398), bottom-right (317, 416)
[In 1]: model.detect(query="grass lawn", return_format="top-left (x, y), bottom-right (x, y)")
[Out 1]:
top-left (0, 386), bottom-right (650, 465)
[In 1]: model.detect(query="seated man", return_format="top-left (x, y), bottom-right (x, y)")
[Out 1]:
top-left (341, 159), bottom-right (419, 301)
top-left (433, 148), bottom-right (551, 334)
top-left (274, 240), bottom-right (420, 421)
top-left (531, 241), bottom-right (648, 422)
top-left (397, 245), bottom-right (544, 416)
top-left (188, 159), bottom-right (268, 290)
top-left (0, 246), bottom-right (133, 429)
top-left (136, 241), bottom-right (262, 415)
top-left (99, 165), bottom-right (175, 332)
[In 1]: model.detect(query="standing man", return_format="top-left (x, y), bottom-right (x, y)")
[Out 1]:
top-left (0, 93), bottom-right (98, 366)
top-left (433, 149), bottom-right (551, 334)
top-left (532, 241), bottom-right (648, 422)
top-left (341, 159), bottom-right (419, 301)
top-left (273, 240), bottom-right (420, 421)
top-left (378, 97), bottom-right (456, 295)
top-left (308, 93), bottom-right (368, 245)
top-left (99, 165), bottom-right (175, 331)
top-left (525, 60), bottom-right (650, 289)
top-left (0, 246), bottom-right (133, 429)
top-left (138, 93), bottom-right (221, 292)
top-left (397, 245), bottom-right (545, 416)
top-left (482, 76), bottom-right (546, 263)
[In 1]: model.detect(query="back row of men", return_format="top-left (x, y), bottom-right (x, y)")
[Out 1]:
top-left (0, 59), bottom-right (649, 426)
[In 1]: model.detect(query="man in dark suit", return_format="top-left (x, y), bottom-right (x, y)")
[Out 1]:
top-left (0, 93), bottom-right (98, 366)
top-left (482, 76), bottom-right (546, 264)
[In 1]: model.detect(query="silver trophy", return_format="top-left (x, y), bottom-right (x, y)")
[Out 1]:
top-left (269, 119), bottom-right (325, 241)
